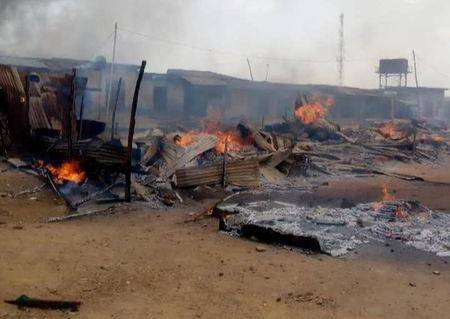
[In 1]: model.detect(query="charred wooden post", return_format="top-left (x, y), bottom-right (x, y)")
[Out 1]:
top-left (222, 137), bottom-right (228, 188)
top-left (25, 75), bottom-right (30, 128)
top-left (5, 295), bottom-right (81, 312)
top-left (44, 169), bottom-right (76, 211)
top-left (412, 128), bottom-right (417, 158)
top-left (0, 118), bottom-right (7, 157)
top-left (110, 77), bottom-right (122, 141)
top-left (68, 69), bottom-right (76, 159)
top-left (125, 61), bottom-right (147, 202)
top-left (77, 95), bottom-right (85, 140)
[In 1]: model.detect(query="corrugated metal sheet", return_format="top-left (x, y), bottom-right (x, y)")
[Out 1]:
top-left (0, 65), bottom-right (25, 95)
top-left (0, 56), bottom-right (48, 70)
top-left (29, 97), bottom-right (51, 129)
top-left (175, 159), bottom-right (260, 188)
top-left (0, 65), bottom-right (28, 136)
top-left (168, 70), bottom-right (228, 86)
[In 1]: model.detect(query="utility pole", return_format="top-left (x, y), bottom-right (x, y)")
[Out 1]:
top-left (338, 13), bottom-right (345, 86)
top-left (265, 64), bottom-right (270, 81)
top-left (412, 50), bottom-right (421, 118)
top-left (106, 22), bottom-right (118, 116)
top-left (246, 58), bottom-right (254, 81)
top-left (412, 50), bottom-right (419, 88)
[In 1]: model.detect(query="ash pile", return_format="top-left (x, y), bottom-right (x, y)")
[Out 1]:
top-left (217, 199), bottom-right (450, 257)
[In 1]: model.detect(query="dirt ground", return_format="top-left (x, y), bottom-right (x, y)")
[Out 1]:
top-left (0, 159), bottom-right (449, 319)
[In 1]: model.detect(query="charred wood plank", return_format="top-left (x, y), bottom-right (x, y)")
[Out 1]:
top-left (5, 295), bottom-right (81, 311)
top-left (125, 60), bottom-right (146, 202)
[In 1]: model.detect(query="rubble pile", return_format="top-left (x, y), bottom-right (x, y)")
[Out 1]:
top-left (218, 199), bottom-right (450, 257)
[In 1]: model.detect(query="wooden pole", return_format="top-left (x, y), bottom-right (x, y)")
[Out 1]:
top-left (78, 95), bottom-right (85, 140)
top-left (110, 77), bottom-right (122, 141)
top-left (125, 60), bottom-right (147, 202)
top-left (68, 69), bottom-right (76, 159)
top-left (106, 22), bottom-right (118, 116)
top-left (390, 96), bottom-right (394, 119)
top-left (412, 50), bottom-right (421, 117)
top-left (246, 58), bottom-right (254, 81)
top-left (0, 119), bottom-right (7, 157)
top-left (24, 75), bottom-right (31, 140)
top-left (221, 137), bottom-right (228, 188)
top-left (412, 50), bottom-right (419, 88)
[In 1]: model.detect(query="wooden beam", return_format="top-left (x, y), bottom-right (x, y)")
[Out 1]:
top-left (125, 60), bottom-right (147, 202)
top-left (110, 77), bottom-right (122, 140)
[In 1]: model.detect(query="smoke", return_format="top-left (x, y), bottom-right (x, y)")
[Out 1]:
top-left (0, 0), bottom-right (449, 88)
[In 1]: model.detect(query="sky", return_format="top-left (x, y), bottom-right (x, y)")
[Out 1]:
top-left (1, 0), bottom-right (450, 88)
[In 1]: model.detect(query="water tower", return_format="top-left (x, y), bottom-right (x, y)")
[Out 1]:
top-left (377, 58), bottom-right (410, 88)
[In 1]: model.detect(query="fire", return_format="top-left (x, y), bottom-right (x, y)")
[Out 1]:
top-left (47, 160), bottom-right (87, 184)
top-left (381, 184), bottom-right (395, 202)
top-left (174, 133), bottom-right (197, 147)
top-left (294, 96), bottom-right (334, 124)
top-left (212, 130), bottom-right (250, 153)
top-left (378, 122), bottom-right (410, 140)
top-left (421, 133), bottom-right (444, 143)
top-left (174, 120), bottom-right (252, 154)
top-left (430, 134), bottom-right (444, 142)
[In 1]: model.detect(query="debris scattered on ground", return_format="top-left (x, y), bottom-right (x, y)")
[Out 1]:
top-left (219, 199), bottom-right (450, 257)
top-left (4, 295), bottom-right (81, 312)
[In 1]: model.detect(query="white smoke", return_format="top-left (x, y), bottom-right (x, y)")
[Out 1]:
top-left (1, 0), bottom-right (449, 88)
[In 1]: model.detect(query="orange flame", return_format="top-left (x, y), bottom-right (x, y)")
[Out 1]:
top-left (294, 96), bottom-right (334, 124)
top-left (378, 122), bottom-right (409, 140)
top-left (47, 160), bottom-right (87, 184)
top-left (424, 133), bottom-right (444, 143)
top-left (212, 130), bottom-right (250, 153)
top-left (174, 121), bottom-right (252, 154)
top-left (382, 184), bottom-right (395, 202)
top-left (174, 133), bottom-right (197, 147)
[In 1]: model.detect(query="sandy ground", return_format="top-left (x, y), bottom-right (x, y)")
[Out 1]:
top-left (0, 160), bottom-right (449, 319)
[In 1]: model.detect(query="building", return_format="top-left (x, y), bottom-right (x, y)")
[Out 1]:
top-left (137, 69), bottom-right (417, 124)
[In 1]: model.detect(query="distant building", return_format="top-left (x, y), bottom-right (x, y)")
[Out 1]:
top-left (1, 55), bottom-right (448, 136)
top-left (138, 69), bottom-right (416, 124)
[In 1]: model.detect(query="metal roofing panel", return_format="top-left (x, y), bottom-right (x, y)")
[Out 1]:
top-left (0, 56), bottom-right (48, 69)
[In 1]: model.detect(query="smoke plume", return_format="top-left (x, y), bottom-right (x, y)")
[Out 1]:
top-left (0, 0), bottom-right (449, 88)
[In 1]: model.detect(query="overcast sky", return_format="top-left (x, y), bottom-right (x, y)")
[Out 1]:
top-left (1, 0), bottom-right (449, 88)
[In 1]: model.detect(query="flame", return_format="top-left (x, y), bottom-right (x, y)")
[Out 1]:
top-left (430, 134), bottom-right (444, 142)
top-left (420, 133), bottom-right (444, 143)
top-left (174, 120), bottom-right (252, 154)
top-left (294, 96), bottom-right (334, 124)
top-left (47, 160), bottom-right (87, 184)
top-left (382, 184), bottom-right (395, 202)
top-left (174, 133), bottom-right (197, 147)
top-left (212, 130), bottom-right (250, 153)
top-left (378, 122), bottom-right (409, 140)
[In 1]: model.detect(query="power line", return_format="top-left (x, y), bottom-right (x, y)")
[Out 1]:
top-left (417, 56), bottom-right (450, 80)
top-left (118, 26), bottom-right (340, 64)
top-left (90, 30), bottom-right (115, 59)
